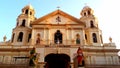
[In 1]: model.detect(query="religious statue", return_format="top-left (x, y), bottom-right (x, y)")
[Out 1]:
top-left (77, 47), bottom-right (84, 67)
top-left (56, 16), bottom-right (61, 23)
top-left (36, 37), bottom-right (40, 44)
top-left (36, 33), bottom-right (41, 44)
top-left (76, 34), bottom-right (80, 44)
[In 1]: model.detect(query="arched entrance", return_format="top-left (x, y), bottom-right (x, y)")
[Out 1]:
top-left (54, 30), bottom-right (62, 44)
top-left (44, 53), bottom-right (70, 68)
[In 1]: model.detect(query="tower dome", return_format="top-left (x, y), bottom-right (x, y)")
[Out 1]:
top-left (82, 6), bottom-right (91, 11)
top-left (21, 4), bottom-right (35, 15)
top-left (22, 4), bottom-right (34, 11)
top-left (80, 6), bottom-right (94, 16)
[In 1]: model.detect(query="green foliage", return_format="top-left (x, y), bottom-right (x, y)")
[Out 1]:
top-left (30, 49), bottom-right (35, 55)
top-left (29, 48), bottom-right (36, 66)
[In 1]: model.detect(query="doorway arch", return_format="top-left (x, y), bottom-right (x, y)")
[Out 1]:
top-left (54, 30), bottom-right (62, 44)
top-left (44, 53), bottom-right (70, 68)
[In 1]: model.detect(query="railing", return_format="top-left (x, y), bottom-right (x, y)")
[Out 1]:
top-left (38, 40), bottom-right (79, 45)
top-left (0, 45), bottom-right (34, 49)
top-left (0, 40), bottom-right (118, 50)
top-left (0, 57), bottom-right (29, 65)
top-left (0, 39), bottom-right (81, 46)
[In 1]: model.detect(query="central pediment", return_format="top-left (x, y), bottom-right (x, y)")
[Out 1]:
top-left (32, 10), bottom-right (85, 26)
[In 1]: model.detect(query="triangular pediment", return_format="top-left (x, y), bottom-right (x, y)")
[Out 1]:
top-left (32, 10), bottom-right (85, 25)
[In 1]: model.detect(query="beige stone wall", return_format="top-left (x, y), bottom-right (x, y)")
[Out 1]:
top-left (0, 52), bottom-right (29, 64)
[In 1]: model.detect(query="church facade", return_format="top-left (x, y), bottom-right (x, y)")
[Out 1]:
top-left (0, 5), bottom-right (120, 68)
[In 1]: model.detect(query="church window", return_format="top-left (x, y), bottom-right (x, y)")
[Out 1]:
top-left (54, 30), bottom-right (62, 44)
top-left (30, 21), bottom-right (32, 27)
top-left (76, 34), bottom-right (80, 44)
top-left (92, 33), bottom-right (97, 43)
top-left (30, 11), bottom-right (32, 15)
top-left (21, 19), bottom-right (26, 26)
top-left (85, 34), bottom-right (87, 40)
top-left (25, 9), bottom-right (29, 14)
top-left (90, 20), bottom-right (94, 28)
top-left (11, 33), bottom-right (15, 42)
top-left (84, 12), bottom-right (86, 16)
top-left (88, 11), bottom-right (90, 15)
top-left (17, 32), bottom-right (23, 42)
top-left (100, 35), bottom-right (103, 44)
top-left (28, 34), bottom-right (31, 42)
top-left (36, 33), bottom-right (40, 44)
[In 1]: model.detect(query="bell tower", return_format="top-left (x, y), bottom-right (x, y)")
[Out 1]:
top-left (17, 4), bottom-right (35, 27)
top-left (80, 6), bottom-right (103, 46)
top-left (11, 4), bottom-right (36, 45)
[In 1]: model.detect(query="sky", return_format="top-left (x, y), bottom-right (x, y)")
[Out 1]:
top-left (0, 0), bottom-right (120, 49)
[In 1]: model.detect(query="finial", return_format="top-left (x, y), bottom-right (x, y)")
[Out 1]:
top-left (3, 35), bottom-right (7, 42)
top-left (28, 0), bottom-right (31, 5)
top-left (28, 2), bottom-right (32, 7)
top-left (84, 3), bottom-right (89, 7)
top-left (85, 3), bottom-right (88, 6)
top-left (109, 36), bottom-right (112, 43)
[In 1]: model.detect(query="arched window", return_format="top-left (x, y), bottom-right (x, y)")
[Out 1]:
top-left (30, 21), bottom-right (32, 27)
top-left (76, 34), bottom-right (80, 44)
top-left (17, 32), bottom-right (23, 42)
top-left (28, 34), bottom-right (31, 42)
top-left (92, 33), bottom-right (97, 43)
top-left (54, 30), bottom-right (62, 44)
top-left (100, 35), bottom-right (103, 44)
top-left (85, 34), bottom-right (87, 40)
top-left (25, 9), bottom-right (28, 14)
top-left (11, 33), bottom-right (15, 42)
top-left (84, 12), bottom-right (86, 16)
top-left (90, 20), bottom-right (94, 28)
top-left (88, 11), bottom-right (90, 15)
top-left (21, 19), bottom-right (26, 26)
top-left (30, 11), bottom-right (32, 15)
